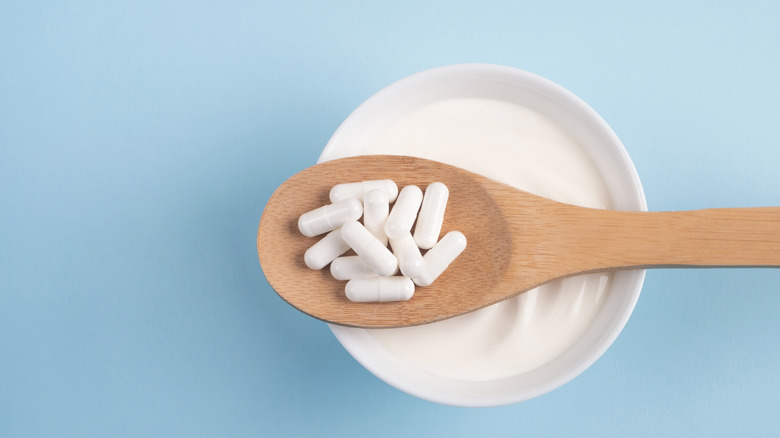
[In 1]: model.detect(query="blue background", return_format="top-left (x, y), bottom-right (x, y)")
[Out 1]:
top-left (2, 1), bottom-right (780, 436)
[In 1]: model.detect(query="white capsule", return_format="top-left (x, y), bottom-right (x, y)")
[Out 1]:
top-left (384, 185), bottom-right (423, 240)
top-left (340, 220), bottom-right (398, 277)
top-left (330, 256), bottom-right (380, 281)
top-left (298, 198), bottom-right (363, 237)
top-left (412, 231), bottom-right (467, 287)
top-left (345, 277), bottom-right (415, 302)
top-left (329, 179), bottom-right (399, 203)
top-left (389, 233), bottom-right (424, 278)
top-left (363, 189), bottom-right (389, 245)
top-left (414, 182), bottom-right (449, 250)
top-left (304, 229), bottom-right (351, 270)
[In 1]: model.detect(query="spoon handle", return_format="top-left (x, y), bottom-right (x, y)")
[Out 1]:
top-left (562, 207), bottom-right (780, 271)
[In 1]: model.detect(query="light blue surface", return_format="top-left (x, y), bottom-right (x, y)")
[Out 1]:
top-left (2, 1), bottom-right (780, 436)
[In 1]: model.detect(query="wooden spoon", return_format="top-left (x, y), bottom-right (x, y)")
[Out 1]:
top-left (257, 155), bottom-right (780, 328)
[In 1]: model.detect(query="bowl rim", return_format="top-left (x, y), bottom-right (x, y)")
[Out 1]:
top-left (320, 63), bottom-right (647, 407)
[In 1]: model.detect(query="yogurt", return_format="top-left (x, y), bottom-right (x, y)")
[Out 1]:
top-left (357, 98), bottom-right (615, 381)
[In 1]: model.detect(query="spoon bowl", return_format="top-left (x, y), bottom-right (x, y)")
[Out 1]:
top-left (258, 155), bottom-right (780, 328)
top-left (258, 155), bottom-right (512, 327)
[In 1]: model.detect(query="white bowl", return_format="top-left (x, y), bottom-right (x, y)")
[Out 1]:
top-left (319, 64), bottom-right (646, 406)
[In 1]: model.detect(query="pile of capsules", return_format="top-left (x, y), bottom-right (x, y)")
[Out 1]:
top-left (298, 179), bottom-right (467, 302)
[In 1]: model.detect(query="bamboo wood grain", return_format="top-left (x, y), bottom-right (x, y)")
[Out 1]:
top-left (257, 155), bottom-right (780, 328)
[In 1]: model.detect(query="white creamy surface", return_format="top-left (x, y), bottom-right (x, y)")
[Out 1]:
top-left (358, 98), bottom-right (616, 381)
